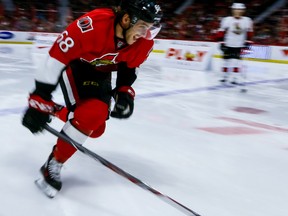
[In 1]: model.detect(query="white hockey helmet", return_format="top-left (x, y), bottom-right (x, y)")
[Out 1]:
top-left (231, 3), bottom-right (246, 10)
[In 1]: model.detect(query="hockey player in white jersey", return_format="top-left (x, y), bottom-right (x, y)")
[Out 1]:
top-left (217, 3), bottom-right (253, 85)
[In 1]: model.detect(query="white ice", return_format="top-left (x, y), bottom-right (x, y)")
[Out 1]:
top-left (1, 44), bottom-right (288, 216)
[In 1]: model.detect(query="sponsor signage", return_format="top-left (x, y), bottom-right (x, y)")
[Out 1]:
top-left (271, 46), bottom-right (288, 62)
top-left (0, 31), bottom-right (287, 66)
top-left (241, 45), bottom-right (271, 59)
top-left (151, 39), bottom-right (213, 70)
top-left (0, 31), bottom-right (14, 40)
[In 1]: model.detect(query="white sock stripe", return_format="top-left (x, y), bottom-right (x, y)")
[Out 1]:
top-left (62, 71), bottom-right (76, 106)
top-left (62, 121), bottom-right (88, 144)
top-left (67, 112), bottom-right (74, 120)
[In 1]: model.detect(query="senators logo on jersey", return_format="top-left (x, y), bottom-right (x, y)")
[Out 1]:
top-left (81, 53), bottom-right (119, 67)
top-left (233, 23), bottom-right (243, 35)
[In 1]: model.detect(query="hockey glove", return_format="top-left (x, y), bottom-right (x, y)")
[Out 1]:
top-left (220, 43), bottom-right (228, 52)
top-left (244, 40), bottom-right (253, 50)
top-left (110, 86), bottom-right (135, 119)
top-left (22, 94), bottom-right (63, 133)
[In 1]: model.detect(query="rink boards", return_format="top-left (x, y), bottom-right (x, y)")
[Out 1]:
top-left (0, 30), bottom-right (287, 71)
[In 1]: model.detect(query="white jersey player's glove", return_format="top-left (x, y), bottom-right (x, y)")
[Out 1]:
top-left (220, 42), bottom-right (228, 52)
top-left (244, 40), bottom-right (253, 50)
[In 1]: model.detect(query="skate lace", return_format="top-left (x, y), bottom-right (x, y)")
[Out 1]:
top-left (48, 158), bottom-right (63, 181)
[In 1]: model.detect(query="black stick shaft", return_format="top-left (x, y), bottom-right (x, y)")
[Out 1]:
top-left (44, 124), bottom-right (201, 216)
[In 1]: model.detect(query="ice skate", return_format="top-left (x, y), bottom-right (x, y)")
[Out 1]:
top-left (35, 152), bottom-right (63, 198)
top-left (219, 78), bottom-right (227, 83)
top-left (219, 71), bottom-right (229, 85)
top-left (230, 80), bottom-right (239, 85)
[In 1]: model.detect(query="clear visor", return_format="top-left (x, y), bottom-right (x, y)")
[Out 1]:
top-left (132, 21), bottom-right (162, 40)
top-left (146, 23), bottom-right (162, 40)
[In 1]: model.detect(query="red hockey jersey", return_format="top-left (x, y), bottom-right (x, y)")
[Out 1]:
top-left (36, 8), bottom-right (154, 85)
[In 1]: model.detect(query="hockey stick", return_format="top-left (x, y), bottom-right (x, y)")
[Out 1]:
top-left (43, 124), bottom-right (201, 216)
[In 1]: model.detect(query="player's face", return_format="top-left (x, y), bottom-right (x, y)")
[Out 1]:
top-left (125, 20), bottom-right (160, 45)
top-left (232, 9), bottom-right (245, 18)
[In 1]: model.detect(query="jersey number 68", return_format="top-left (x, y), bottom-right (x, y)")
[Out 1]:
top-left (57, 31), bottom-right (75, 53)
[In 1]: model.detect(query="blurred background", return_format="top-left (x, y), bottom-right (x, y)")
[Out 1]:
top-left (0, 2), bottom-right (288, 216)
top-left (0, 0), bottom-right (287, 45)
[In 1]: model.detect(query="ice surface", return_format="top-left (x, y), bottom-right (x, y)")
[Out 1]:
top-left (1, 44), bottom-right (288, 216)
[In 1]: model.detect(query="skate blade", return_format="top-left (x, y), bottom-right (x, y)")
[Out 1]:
top-left (35, 178), bottom-right (58, 198)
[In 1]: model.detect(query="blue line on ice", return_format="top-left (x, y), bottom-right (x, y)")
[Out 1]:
top-left (137, 77), bottom-right (288, 99)
top-left (1, 77), bottom-right (288, 116)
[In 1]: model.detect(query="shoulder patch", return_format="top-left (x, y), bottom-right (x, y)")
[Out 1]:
top-left (77, 16), bottom-right (93, 33)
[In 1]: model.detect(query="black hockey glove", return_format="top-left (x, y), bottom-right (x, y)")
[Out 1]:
top-left (244, 40), bottom-right (253, 50)
top-left (22, 82), bottom-right (61, 133)
top-left (22, 94), bottom-right (63, 133)
top-left (220, 43), bottom-right (228, 52)
top-left (22, 106), bottom-right (51, 134)
top-left (110, 86), bottom-right (135, 119)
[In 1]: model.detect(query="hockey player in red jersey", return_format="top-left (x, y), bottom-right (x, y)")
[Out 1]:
top-left (22, 0), bottom-right (162, 197)
top-left (217, 3), bottom-right (253, 85)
